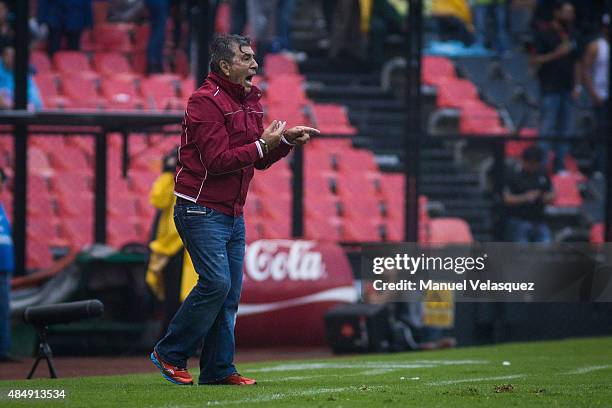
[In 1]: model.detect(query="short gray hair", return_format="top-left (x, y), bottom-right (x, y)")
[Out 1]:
top-left (209, 34), bottom-right (251, 75)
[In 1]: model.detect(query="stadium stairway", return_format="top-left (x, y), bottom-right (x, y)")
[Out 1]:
top-left (298, 59), bottom-right (494, 242)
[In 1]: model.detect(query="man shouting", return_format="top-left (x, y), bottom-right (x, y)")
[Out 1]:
top-left (151, 34), bottom-right (318, 386)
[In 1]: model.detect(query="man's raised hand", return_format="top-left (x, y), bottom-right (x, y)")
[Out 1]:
top-left (261, 120), bottom-right (287, 150)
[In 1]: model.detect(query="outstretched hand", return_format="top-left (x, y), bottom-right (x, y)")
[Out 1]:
top-left (284, 126), bottom-right (319, 146)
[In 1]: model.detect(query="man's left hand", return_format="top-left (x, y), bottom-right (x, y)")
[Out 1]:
top-left (284, 126), bottom-right (319, 146)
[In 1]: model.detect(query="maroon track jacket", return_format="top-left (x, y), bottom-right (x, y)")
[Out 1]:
top-left (174, 72), bottom-right (292, 216)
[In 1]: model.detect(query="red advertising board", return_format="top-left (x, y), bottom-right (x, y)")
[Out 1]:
top-left (236, 240), bottom-right (356, 346)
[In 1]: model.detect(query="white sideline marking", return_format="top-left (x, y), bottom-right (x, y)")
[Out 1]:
top-left (428, 374), bottom-right (526, 386)
top-left (565, 365), bottom-right (611, 375)
top-left (250, 360), bottom-right (488, 373)
top-left (205, 386), bottom-right (373, 406)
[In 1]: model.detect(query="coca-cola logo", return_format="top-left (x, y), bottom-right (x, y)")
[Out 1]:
top-left (245, 240), bottom-right (326, 282)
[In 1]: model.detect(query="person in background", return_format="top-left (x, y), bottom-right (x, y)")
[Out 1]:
top-left (472, 0), bottom-right (510, 55)
top-left (274, 0), bottom-right (297, 52)
top-left (145, 147), bottom-right (186, 335)
top-left (0, 167), bottom-right (14, 362)
top-left (582, 14), bottom-right (609, 176)
top-left (37, 0), bottom-right (93, 56)
top-left (369, 0), bottom-right (407, 63)
top-left (0, 46), bottom-right (42, 110)
top-left (532, 0), bottom-right (580, 173)
top-left (246, 0), bottom-right (277, 62)
top-left (0, 1), bottom-right (13, 53)
top-left (429, 0), bottom-right (475, 45)
top-left (504, 146), bottom-right (556, 242)
top-left (145, 0), bottom-right (169, 74)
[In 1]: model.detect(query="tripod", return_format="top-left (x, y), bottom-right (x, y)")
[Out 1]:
top-left (27, 326), bottom-right (57, 379)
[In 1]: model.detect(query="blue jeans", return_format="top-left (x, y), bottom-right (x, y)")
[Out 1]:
top-left (505, 217), bottom-right (552, 243)
top-left (155, 202), bottom-right (245, 384)
top-left (145, 0), bottom-right (169, 73)
top-left (539, 91), bottom-right (575, 172)
top-left (274, 0), bottom-right (297, 51)
top-left (0, 272), bottom-right (10, 357)
top-left (473, 4), bottom-right (510, 53)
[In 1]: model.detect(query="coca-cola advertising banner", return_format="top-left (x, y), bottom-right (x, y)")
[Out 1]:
top-left (236, 240), bottom-right (356, 347)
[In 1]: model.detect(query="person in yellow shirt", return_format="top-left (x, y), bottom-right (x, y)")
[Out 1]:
top-left (145, 148), bottom-right (196, 334)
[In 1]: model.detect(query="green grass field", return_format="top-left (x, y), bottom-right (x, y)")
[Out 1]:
top-left (0, 337), bottom-right (611, 407)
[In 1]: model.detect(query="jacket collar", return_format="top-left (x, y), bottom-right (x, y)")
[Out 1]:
top-left (208, 71), bottom-right (261, 103)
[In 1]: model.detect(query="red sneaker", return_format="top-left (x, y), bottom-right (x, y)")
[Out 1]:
top-left (150, 351), bottom-right (193, 385)
top-left (212, 373), bottom-right (257, 385)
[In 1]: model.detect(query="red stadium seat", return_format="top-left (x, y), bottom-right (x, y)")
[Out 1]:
top-left (93, 52), bottom-right (133, 76)
top-left (93, 24), bottom-right (134, 52)
top-left (506, 128), bottom-right (538, 158)
top-left (60, 216), bottom-right (94, 250)
top-left (590, 223), bottom-right (605, 243)
top-left (551, 172), bottom-right (585, 208)
top-left (304, 215), bottom-right (343, 241)
top-left (310, 103), bottom-right (357, 136)
top-left (180, 77), bottom-right (196, 98)
top-left (266, 76), bottom-right (308, 105)
top-left (436, 78), bottom-right (478, 108)
top-left (342, 219), bottom-right (382, 242)
top-left (336, 172), bottom-right (379, 198)
top-left (53, 51), bottom-right (94, 75)
top-left (140, 75), bottom-right (183, 111)
top-left (28, 146), bottom-right (53, 175)
top-left (263, 54), bottom-right (299, 75)
top-left (31, 51), bottom-right (52, 73)
top-left (48, 145), bottom-right (90, 170)
top-left (427, 218), bottom-right (473, 244)
top-left (107, 219), bottom-right (144, 248)
top-left (56, 192), bottom-right (93, 218)
top-left (100, 77), bottom-right (145, 110)
top-left (134, 25), bottom-right (150, 51)
top-left (34, 73), bottom-right (73, 109)
top-left (265, 104), bottom-right (309, 129)
top-left (422, 55), bottom-right (456, 86)
top-left (336, 149), bottom-right (379, 173)
top-left (26, 238), bottom-right (54, 270)
top-left (61, 74), bottom-right (107, 109)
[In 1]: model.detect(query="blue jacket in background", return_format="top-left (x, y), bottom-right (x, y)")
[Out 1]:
top-left (37, 0), bottom-right (93, 32)
top-left (0, 204), bottom-right (14, 274)
top-left (0, 61), bottom-right (43, 110)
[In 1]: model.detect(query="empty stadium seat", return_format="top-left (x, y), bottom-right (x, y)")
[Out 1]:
top-left (310, 103), bottom-right (357, 136)
top-left (336, 149), bottom-right (379, 173)
top-left (263, 54), bottom-right (299, 75)
top-left (266, 76), bottom-right (308, 105)
top-left (53, 51), bottom-right (94, 75)
top-left (34, 73), bottom-right (73, 109)
top-left (31, 51), bottom-right (52, 73)
top-left (61, 74), bottom-right (107, 109)
top-left (100, 77), bottom-right (144, 110)
top-left (93, 52), bottom-right (133, 76)
top-left (551, 172), bottom-right (585, 208)
top-left (436, 78), bottom-right (478, 109)
top-left (48, 146), bottom-right (91, 170)
top-left (422, 55), bottom-right (456, 86)
top-left (427, 218), bottom-right (473, 244)
top-left (92, 24), bottom-right (134, 52)
top-left (342, 219), bottom-right (382, 242)
top-left (590, 223), bottom-right (605, 243)
top-left (140, 75), bottom-right (183, 111)
top-left (266, 104), bottom-right (309, 129)
top-left (27, 238), bottom-right (54, 270)
top-left (304, 215), bottom-right (342, 241)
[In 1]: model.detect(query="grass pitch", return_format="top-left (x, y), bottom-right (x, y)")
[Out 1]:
top-left (0, 337), bottom-right (611, 407)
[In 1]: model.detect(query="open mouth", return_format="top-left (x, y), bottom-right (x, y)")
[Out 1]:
top-left (245, 75), bottom-right (254, 86)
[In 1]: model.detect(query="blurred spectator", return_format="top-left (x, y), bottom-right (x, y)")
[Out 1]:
top-left (0, 167), bottom-right (14, 362)
top-left (37, 0), bottom-right (93, 56)
top-left (145, 148), bottom-right (186, 334)
top-left (429, 0), bottom-right (474, 45)
top-left (503, 146), bottom-right (555, 242)
top-left (274, 0), bottom-right (297, 52)
top-left (0, 46), bottom-right (42, 110)
top-left (230, 0), bottom-right (247, 35)
top-left (472, 0), bottom-right (510, 54)
top-left (531, 0), bottom-right (580, 173)
top-left (145, 0), bottom-right (169, 74)
top-left (582, 15), bottom-right (609, 175)
top-left (246, 0), bottom-right (277, 61)
top-left (0, 1), bottom-right (13, 53)
top-left (107, 0), bottom-right (146, 23)
top-left (369, 0), bottom-right (407, 63)
top-left (329, 0), bottom-right (363, 61)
